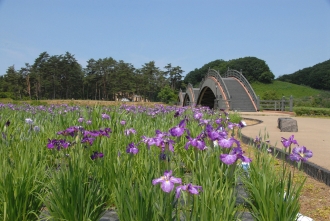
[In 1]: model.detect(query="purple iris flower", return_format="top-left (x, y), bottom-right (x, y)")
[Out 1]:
top-left (155, 130), bottom-right (168, 138)
top-left (90, 128), bottom-right (112, 137)
top-left (163, 138), bottom-right (175, 152)
top-left (101, 113), bottom-right (110, 120)
top-left (81, 137), bottom-right (95, 145)
top-left (281, 135), bottom-right (298, 148)
top-left (254, 136), bottom-right (262, 148)
top-left (152, 170), bottom-right (182, 193)
top-left (220, 147), bottom-right (252, 165)
top-left (120, 120), bottom-right (126, 125)
top-left (205, 124), bottom-right (224, 141)
top-left (126, 142), bottom-right (139, 155)
top-left (124, 128), bottom-right (137, 136)
top-left (152, 136), bottom-right (164, 147)
top-left (96, 127), bottom-right (112, 137)
top-left (149, 130), bottom-right (176, 152)
top-left (57, 126), bottom-right (83, 137)
top-left (185, 133), bottom-right (207, 150)
top-left (227, 122), bottom-right (237, 130)
top-left (238, 120), bottom-right (247, 128)
top-left (91, 151), bottom-right (104, 160)
top-left (169, 119), bottom-right (186, 137)
top-left (218, 137), bottom-right (240, 149)
top-left (199, 119), bottom-right (210, 126)
top-left (141, 136), bottom-right (156, 149)
top-left (289, 146), bottom-right (313, 162)
top-left (193, 112), bottom-right (203, 120)
top-left (159, 152), bottom-right (167, 161)
top-left (174, 109), bottom-right (184, 118)
top-left (78, 117), bottom-right (84, 123)
top-left (215, 118), bottom-right (223, 126)
top-left (47, 139), bottom-right (71, 150)
top-left (86, 120), bottom-right (92, 125)
top-left (83, 130), bottom-right (98, 137)
top-left (175, 183), bottom-right (203, 198)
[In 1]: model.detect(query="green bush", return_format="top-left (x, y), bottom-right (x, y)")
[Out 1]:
top-left (294, 107), bottom-right (330, 116)
top-left (258, 71), bottom-right (275, 84)
top-left (157, 85), bottom-right (177, 104)
top-left (0, 92), bottom-right (14, 99)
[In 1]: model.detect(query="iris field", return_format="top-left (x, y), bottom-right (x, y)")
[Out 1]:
top-left (0, 103), bottom-right (312, 220)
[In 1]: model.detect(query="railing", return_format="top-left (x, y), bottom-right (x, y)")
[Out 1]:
top-left (223, 68), bottom-right (259, 110)
top-left (259, 96), bottom-right (293, 111)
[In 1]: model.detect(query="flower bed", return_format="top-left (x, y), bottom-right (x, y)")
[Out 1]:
top-left (0, 103), bottom-right (312, 220)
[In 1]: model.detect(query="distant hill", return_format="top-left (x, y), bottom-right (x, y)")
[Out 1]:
top-left (277, 59), bottom-right (330, 90)
top-left (251, 80), bottom-right (330, 108)
top-left (251, 80), bottom-right (321, 99)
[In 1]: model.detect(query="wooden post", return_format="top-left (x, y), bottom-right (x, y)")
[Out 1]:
top-left (290, 95), bottom-right (293, 112)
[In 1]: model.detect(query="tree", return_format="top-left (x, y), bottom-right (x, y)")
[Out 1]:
top-left (139, 61), bottom-right (161, 101)
top-left (184, 59), bottom-right (226, 86)
top-left (157, 85), bottom-right (177, 104)
top-left (84, 58), bottom-right (99, 100)
top-left (227, 57), bottom-right (272, 82)
top-left (164, 64), bottom-right (184, 91)
top-left (3, 65), bottom-right (24, 99)
top-left (59, 52), bottom-right (84, 99)
top-left (114, 60), bottom-right (135, 100)
top-left (258, 71), bottom-right (275, 83)
top-left (19, 63), bottom-right (32, 99)
top-left (31, 52), bottom-right (50, 99)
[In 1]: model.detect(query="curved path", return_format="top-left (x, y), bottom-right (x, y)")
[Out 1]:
top-left (240, 111), bottom-right (330, 172)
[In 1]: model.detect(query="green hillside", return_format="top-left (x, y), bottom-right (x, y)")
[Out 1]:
top-left (251, 80), bottom-right (330, 108)
top-left (251, 80), bottom-right (321, 99)
top-left (277, 59), bottom-right (330, 91)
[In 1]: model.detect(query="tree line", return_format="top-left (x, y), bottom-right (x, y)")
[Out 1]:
top-left (0, 52), bottom-right (185, 102)
top-left (277, 59), bottom-right (330, 91)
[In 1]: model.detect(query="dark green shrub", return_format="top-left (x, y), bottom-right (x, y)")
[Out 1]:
top-left (294, 107), bottom-right (330, 116)
top-left (258, 71), bottom-right (275, 83)
top-left (0, 92), bottom-right (14, 99)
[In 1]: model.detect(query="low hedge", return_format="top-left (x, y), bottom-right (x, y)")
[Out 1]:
top-left (294, 107), bottom-right (330, 116)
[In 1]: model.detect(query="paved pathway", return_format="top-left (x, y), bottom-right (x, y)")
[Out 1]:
top-left (240, 112), bottom-right (330, 171)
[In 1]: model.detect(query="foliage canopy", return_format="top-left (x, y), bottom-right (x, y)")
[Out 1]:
top-left (183, 57), bottom-right (274, 86)
top-left (277, 59), bottom-right (330, 91)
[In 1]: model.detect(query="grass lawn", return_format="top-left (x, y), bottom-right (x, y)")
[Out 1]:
top-left (251, 80), bottom-right (321, 98)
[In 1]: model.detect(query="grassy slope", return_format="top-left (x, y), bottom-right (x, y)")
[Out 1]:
top-left (251, 80), bottom-right (322, 99)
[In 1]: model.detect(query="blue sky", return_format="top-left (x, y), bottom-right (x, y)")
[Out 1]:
top-left (0, 0), bottom-right (329, 78)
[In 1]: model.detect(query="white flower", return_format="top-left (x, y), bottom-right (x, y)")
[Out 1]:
top-left (25, 118), bottom-right (33, 124)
